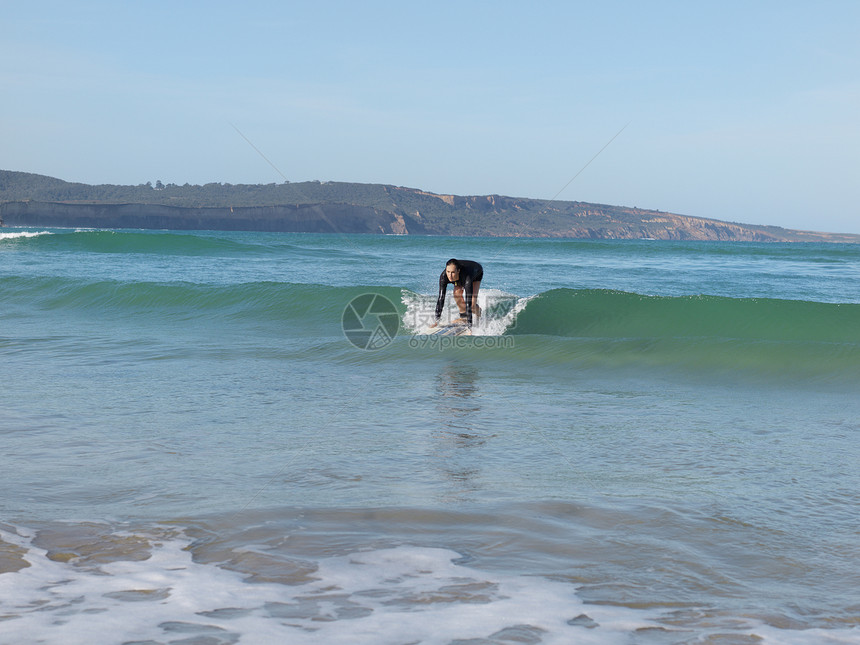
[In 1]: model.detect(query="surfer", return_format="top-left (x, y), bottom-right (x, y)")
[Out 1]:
top-left (431, 259), bottom-right (483, 328)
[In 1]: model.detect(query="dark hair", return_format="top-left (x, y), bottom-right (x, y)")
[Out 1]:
top-left (446, 258), bottom-right (459, 267)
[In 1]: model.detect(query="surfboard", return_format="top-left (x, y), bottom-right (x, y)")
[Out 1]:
top-left (423, 321), bottom-right (471, 337)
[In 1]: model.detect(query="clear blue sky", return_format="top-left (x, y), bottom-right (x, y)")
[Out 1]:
top-left (3, 1), bottom-right (859, 233)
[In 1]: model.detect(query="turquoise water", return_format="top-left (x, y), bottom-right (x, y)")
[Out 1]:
top-left (1, 228), bottom-right (859, 644)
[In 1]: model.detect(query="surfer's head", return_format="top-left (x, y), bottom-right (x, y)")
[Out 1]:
top-left (445, 259), bottom-right (460, 283)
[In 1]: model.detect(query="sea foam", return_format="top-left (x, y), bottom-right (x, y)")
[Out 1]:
top-left (3, 524), bottom-right (855, 644)
top-left (401, 287), bottom-right (529, 336)
top-left (0, 230), bottom-right (52, 240)
top-left (0, 525), bottom-right (659, 645)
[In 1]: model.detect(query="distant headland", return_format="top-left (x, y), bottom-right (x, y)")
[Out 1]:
top-left (1, 170), bottom-right (857, 242)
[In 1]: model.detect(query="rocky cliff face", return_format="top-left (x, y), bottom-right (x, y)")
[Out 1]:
top-left (0, 201), bottom-right (426, 235)
top-left (2, 195), bottom-right (857, 243)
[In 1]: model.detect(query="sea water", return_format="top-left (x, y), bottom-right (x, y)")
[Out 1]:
top-left (1, 228), bottom-right (859, 644)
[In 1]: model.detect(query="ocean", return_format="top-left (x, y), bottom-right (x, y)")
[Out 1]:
top-left (1, 228), bottom-right (858, 644)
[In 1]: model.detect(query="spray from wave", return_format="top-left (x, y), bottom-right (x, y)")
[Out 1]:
top-left (400, 288), bottom-right (531, 336)
top-left (0, 230), bottom-right (53, 241)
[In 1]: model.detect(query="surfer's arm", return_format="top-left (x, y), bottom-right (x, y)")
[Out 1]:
top-left (434, 271), bottom-right (448, 323)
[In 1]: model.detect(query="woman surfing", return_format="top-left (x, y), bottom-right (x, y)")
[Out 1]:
top-left (431, 258), bottom-right (483, 329)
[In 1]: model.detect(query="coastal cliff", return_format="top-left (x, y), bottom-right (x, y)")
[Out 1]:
top-left (1, 170), bottom-right (857, 242)
top-left (0, 201), bottom-right (424, 235)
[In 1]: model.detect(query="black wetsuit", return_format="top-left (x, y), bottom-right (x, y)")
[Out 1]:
top-left (435, 259), bottom-right (484, 326)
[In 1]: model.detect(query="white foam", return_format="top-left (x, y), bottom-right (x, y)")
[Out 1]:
top-left (1, 525), bottom-right (856, 645)
top-left (0, 230), bottom-right (52, 240)
top-left (401, 288), bottom-right (531, 337)
top-left (473, 288), bottom-right (535, 336)
top-left (0, 526), bottom-right (652, 645)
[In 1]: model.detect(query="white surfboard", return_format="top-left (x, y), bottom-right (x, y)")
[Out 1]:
top-left (422, 321), bottom-right (471, 337)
